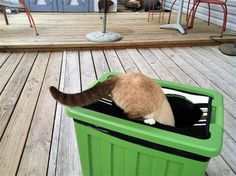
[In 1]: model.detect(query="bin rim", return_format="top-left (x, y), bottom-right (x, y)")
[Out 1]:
top-left (95, 72), bottom-right (224, 128)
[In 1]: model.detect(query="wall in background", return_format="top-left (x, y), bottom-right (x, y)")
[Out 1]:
top-left (164, 0), bottom-right (236, 31)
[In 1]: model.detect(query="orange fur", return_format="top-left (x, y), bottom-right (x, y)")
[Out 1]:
top-left (50, 72), bottom-right (175, 126)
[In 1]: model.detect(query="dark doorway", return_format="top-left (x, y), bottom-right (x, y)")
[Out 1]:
top-left (117, 0), bottom-right (161, 12)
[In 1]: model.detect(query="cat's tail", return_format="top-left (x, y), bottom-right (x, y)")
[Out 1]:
top-left (50, 77), bottom-right (117, 107)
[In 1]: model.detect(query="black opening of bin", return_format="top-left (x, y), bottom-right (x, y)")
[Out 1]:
top-left (81, 88), bottom-right (212, 140)
top-left (73, 89), bottom-right (213, 162)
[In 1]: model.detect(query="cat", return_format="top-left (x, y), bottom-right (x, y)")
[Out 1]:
top-left (98, 0), bottom-right (114, 13)
top-left (50, 72), bottom-right (175, 127)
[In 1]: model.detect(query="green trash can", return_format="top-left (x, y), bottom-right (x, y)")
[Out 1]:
top-left (67, 72), bottom-right (224, 176)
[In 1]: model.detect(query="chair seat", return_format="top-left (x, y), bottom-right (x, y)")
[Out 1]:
top-left (0, 0), bottom-right (23, 8)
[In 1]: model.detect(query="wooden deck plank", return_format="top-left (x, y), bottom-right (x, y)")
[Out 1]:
top-left (194, 46), bottom-right (236, 82)
top-left (201, 46), bottom-right (236, 72)
top-left (17, 52), bottom-right (62, 175)
top-left (0, 13), bottom-right (235, 51)
top-left (115, 49), bottom-right (140, 73)
top-left (183, 48), bottom-right (236, 100)
top-left (0, 52), bottom-right (37, 138)
top-left (207, 156), bottom-right (235, 176)
top-left (127, 49), bottom-right (157, 77)
top-left (92, 50), bottom-right (110, 78)
top-left (0, 52), bottom-right (49, 176)
top-left (221, 133), bottom-right (236, 173)
top-left (80, 50), bottom-right (97, 89)
top-left (207, 46), bottom-right (236, 67)
top-left (161, 47), bottom-right (212, 85)
top-left (0, 52), bottom-right (24, 94)
top-left (104, 50), bottom-right (125, 73)
top-left (48, 51), bottom-right (66, 176)
top-left (55, 51), bottom-right (81, 176)
top-left (0, 53), bottom-right (11, 67)
top-left (150, 48), bottom-right (197, 85)
top-left (172, 47), bottom-right (235, 89)
top-left (138, 48), bottom-right (177, 82)
top-left (224, 112), bottom-right (236, 142)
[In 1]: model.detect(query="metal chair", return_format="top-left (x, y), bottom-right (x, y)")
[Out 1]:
top-left (147, 0), bottom-right (165, 23)
top-left (0, 0), bottom-right (39, 35)
top-left (187, 0), bottom-right (227, 37)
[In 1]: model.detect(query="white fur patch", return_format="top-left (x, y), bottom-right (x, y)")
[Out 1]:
top-left (144, 118), bottom-right (156, 125)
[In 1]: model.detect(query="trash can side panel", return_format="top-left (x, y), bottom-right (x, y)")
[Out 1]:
top-left (74, 124), bottom-right (112, 176)
top-left (73, 123), bottom-right (92, 176)
top-left (68, 108), bottom-right (222, 157)
top-left (74, 122), bottom-right (208, 176)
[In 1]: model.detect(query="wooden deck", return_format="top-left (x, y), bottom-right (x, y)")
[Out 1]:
top-left (0, 12), bottom-right (235, 51)
top-left (0, 46), bottom-right (236, 176)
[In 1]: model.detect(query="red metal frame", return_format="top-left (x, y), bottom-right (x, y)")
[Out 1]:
top-left (168, 0), bottom-right (227, 37)
top-left (1, 0), bottom-right (39, 35)
top-left (148, 0), bottom-right (165, 23)
top-left (19, 0), bottom-right (39, 35)
top-left (186, 0), bottom-right (227, 37)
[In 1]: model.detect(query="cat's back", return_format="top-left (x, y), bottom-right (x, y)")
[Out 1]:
top-left (114, 72), bottom-right (159, 91)
top-left (111, 73), bottom-right (165, 114)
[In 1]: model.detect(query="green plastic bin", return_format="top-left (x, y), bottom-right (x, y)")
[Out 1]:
top-left (67, 72), bottom-right (224, 176)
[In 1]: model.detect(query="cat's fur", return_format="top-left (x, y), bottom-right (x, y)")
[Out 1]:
top-left (50, 72), bottom-right (175, 126)
top-left (98, 0), bottom-right (114, 13)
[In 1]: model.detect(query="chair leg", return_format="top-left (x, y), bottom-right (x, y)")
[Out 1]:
top-left (162, 0), bottom-right (166, 21)
top-left (158, 0), bottom-right (162, 23)
top-left (21, 3), bottom-right (39, 35)
top-left (223, 4), bottom-right (227, 32)
top-left (207, 3), bottom-right (210, 25)
top-left (185, 0), bottom-right (191, 21)
top-left (25, 11), bottom-right (33, 27)
top-left (186, 2), bottom-right (196, 28)
top-left (148, 0), bottom-right (163, 23)
top-left (21, 2), bottom-right (33, 27)
top-left (152, 0), bottom-right (154, 20)
top-left (189, 1), bottom-right (200, 28)
top-left (148, 0), bottom-right (154, 22)
top-left (168, 0), bottom-right (177, 24)
top-left (220, 3), bottom-right (227, 37)
top-left (1, 7), bottom-right (9, 25)
top-left (148, 0), bottom-right (151, 21)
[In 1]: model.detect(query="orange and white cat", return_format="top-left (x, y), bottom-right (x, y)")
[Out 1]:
top-left (50, 72), bottom-right (175, 126)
